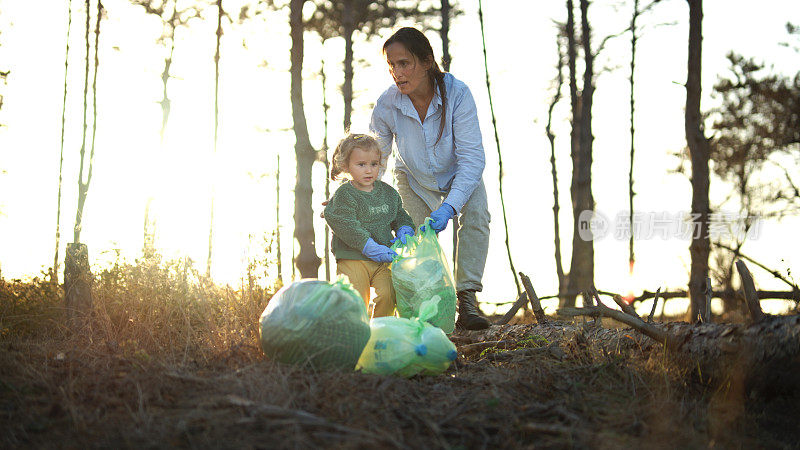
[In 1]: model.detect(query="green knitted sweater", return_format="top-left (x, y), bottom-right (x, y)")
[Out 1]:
top-left (324, 181), bottom-right (415, 261)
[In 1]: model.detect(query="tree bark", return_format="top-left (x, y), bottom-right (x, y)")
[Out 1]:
top-left (207, 0), bottom-right (223, 278)
top-left (686, 0), bottom-right (711, 321)
top-left (478, 0), bottom-right (521, 296)
top-left (342, 0), bottom-right (354, 132)
top-left (546, 30), bottom-right (566, 300)
top-left (54, 0), bottom-right (73, 284)
top-left (64, 242), bottom-right (93, 317)
top-left (290, 0), bottom-right (321, 278)
top-left (566, 0), bottom-right (596, 308)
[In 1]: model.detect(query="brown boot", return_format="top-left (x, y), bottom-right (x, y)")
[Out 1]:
top-left (456, 290), bottom-right (491, 330)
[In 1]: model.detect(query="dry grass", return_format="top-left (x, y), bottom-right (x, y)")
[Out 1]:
top-left (1, 260), bottom-right (798, 449)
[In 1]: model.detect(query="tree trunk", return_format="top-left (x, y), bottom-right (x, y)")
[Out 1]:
top-left (276, 153), bottom-right (283, 285)
top-left (566, 0), bottom-right (596, 308)
top-left (440, 0), bottom-right (451, 72)
top-left (143, 2), bottom-right (179, 259)
top-left (546, 31), bottom-right (566, 300)
top-left (321, 58), bottom-right (331, 281)
top-left (290, 0), bottom-right (321, 278)
top-left (54, 0), bottom-right (73, 285)
top-left (478, 0), bottom-right (521, 296)
top-left (342, 0), bottom-right (354, 132)
top-left (686, 0), bottom-right (711, 322)
top-left (64, 242), bottom-right (93, 317)
top-left (207, 0), bottom-right (222, 278)
top-left (628, 0), bottom-right (639, 272)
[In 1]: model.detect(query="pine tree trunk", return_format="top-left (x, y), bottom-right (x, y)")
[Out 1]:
top-left (64, 242), bottom-right (93, 317)
top-left (546, 32), bottom-right (566, 300)
top-left (207, 0), bottom-right (222, 278)
top-left (290, 0), bottom-right (321, 278)
top-left (566, 0), bottom-right (596, 307)
top-left (342, 0), bottom-right (354, 132)
top-left (686, 0), bottom-right (711, 322)
top-left (54, 0), bottom-right (73, 285)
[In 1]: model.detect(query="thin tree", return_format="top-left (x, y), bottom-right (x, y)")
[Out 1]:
top-left (132, 0), bottom-right (200, 257)
top-left (276, 153), bottom-right (282, 285)
top-left (73, 0), bottom-right (101, 244)
top-left (54, 0), bottom-right (74, 284)
top-left (306, 0), bottom-right (435, 132)
top-left (290, 0), bottom-right (322, 278)
top-left (477, 0), bottom-right (521, 296)
top-left (66, 0), bottom-right (102, 315)
top-left (546, 26), bottom-right (567, 299)
top-left (207, 0), bottom-right (223, 278)
top-left (563, 0), bottom-right (598, 308)
top-left (320, 51), bottom-right (331, 281)
top-left (685, 0), bottom-right (711, 322)
top-left (627, 0), bottom-right (663, 274)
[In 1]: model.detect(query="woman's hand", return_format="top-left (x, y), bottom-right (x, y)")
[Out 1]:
top-left (427, 203), bottom-right (456, 233)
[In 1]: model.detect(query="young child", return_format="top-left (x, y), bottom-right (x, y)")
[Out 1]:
top-left (324, 133), bottom-right (415, 318)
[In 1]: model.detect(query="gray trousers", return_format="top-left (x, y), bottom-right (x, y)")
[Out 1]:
top-left (395, 171), bottom-right (490, 293)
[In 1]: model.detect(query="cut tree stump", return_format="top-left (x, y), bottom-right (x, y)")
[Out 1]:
top-left (64, 242), bottom-right (93, 319)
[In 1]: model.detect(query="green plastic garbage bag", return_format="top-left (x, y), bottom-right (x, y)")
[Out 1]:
top-left (356, 298), bottom-right (458, 377)
top-left (258, 278), bottom-right (370, 370)
top-left (391, 218), bottom-right (457, 334)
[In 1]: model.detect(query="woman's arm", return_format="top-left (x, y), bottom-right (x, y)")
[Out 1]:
top-left (444, 84), bottom-right (486, 213)
top-left (369, 100), bottom-right (395, 180)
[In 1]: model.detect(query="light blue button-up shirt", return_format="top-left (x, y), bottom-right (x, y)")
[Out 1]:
top-left (369, 73), bottom-right (485, 213)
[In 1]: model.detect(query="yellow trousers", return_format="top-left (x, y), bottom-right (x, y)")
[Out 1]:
top-left (336, 259), bottom-right (396, 318)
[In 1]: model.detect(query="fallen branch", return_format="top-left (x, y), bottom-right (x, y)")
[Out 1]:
top-left (495, 292), bottom-right (528, 325)
top-left (736, 260), bottom-right (765, 323)
top-left (647, 287), bottom-right (661, 322)
top-left (557, 304), bottom-right (682, 351)
top-left (519, 272), bottom-right (547, 324)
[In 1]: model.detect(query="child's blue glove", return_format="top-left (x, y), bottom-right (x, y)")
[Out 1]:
top-left (426, 203), bottom-right (456, 233)
top-left (362, 238), bottom-right (398, 263)
top-left (390, 226), bottom-right (415, 245)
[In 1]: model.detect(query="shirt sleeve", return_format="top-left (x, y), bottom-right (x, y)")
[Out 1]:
top-left (369, 99), bottom-right (395, 181)
top-left (443, 84), bottom-right (485, 213)
top-left (324, 189), bottom-right (371, 252)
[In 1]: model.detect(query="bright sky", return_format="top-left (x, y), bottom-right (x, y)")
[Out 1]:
top-left (1, 0), bottom-right (798, 315)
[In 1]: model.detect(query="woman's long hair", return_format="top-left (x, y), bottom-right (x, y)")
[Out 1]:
top-left (383, 27), bottom-right (447, 145)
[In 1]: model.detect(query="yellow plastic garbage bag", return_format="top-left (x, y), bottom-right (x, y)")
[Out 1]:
top-left (356, 298), bottom-right (458, 377)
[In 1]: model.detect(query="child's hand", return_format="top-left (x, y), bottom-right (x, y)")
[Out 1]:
top-left (390, 226), bottom-right (415, 245)
top-left (320, 199), bottom-right (330, 218)
top-left (362, 238), bottom-right (398, 263)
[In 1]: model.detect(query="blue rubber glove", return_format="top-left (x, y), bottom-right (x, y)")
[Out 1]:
top-left (362, 238), bottom-right (398, 263)
top-left (390, 225), bottom-right (415, 246)
top-left (428, 203), bottom-right (456, 233)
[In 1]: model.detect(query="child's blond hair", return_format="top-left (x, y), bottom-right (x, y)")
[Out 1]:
top-left (330, 133), bottom-right (382, 180)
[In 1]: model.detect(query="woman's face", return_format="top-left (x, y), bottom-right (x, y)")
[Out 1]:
top-left (384, 42), bottom-right (432, 97)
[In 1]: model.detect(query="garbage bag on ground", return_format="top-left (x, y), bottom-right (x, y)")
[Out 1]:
top-left (259, 278), bottom-right (370, 370)
top-left (356, 298), bottom-right (458, 377)
top-left (391, 218), bottom-right (457, 334)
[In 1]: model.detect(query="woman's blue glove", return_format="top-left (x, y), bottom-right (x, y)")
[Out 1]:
top-left (427, 203), bottom-right (456, 233)
top-left (390, 225), bottom-right (415, 245)
top-left (362, 238), bottom-right (398, 263)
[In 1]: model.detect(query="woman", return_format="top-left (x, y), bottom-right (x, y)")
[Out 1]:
top-left (370, 27), bottom-right (491, 330)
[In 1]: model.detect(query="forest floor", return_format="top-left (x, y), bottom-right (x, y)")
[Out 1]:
top-left (1, 269), bottom-right (799, 449)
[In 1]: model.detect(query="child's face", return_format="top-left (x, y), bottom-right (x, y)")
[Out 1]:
top-left (347, 147), bottom-right (381, 192)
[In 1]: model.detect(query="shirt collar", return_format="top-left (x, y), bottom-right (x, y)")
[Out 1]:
top-left (393, 81), bottom-right (443, 119)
